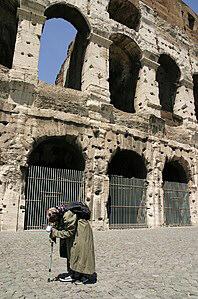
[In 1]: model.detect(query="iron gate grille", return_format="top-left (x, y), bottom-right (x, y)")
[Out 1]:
top-left (163, 181), bottom-right (191, 226)
top-left (25, 166), bottom-right (85, 230)
top-left (108, 176), bottom-right (147, 229)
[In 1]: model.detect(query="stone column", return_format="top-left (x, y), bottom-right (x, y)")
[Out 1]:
top-left (81, 32), bottom-right (112, 103)
top-left (174, 78), bottom-right (196, 122)
top-left (10, 4), bottom-right (46, 85)
top-left (145, 141), bottom-right (164, 228)
top-left (91, 174), bottom-right (110, 230)
top-left (188, 186), bottom-right (198, 226)
top-left (84, 128), bottom-right (110, 230)
top-left (135, 51), bottom-right (161, 117)
top-left (0, 165), bottom-right (22, 231)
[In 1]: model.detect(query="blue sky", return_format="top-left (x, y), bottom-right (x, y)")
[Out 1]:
top-left (38, 1), bottom-right (198, 84)
top-left (182, 0), bottom-right (198, 14)
top-left (38, 19), bottom-right (76, 84)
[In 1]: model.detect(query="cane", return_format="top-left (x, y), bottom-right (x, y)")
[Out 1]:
top-left (48, 242), bottom-right (53, 282)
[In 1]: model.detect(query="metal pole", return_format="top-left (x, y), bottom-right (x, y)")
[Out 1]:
top-left (48, 242), bottom-right (53, 282)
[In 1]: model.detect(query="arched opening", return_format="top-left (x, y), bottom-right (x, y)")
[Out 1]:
top-left (107, 0), bottom-right (140, 31)
top-left (109, 34), bottom-right (141, 113)
top-left (193, 74), bottom-right (198, 121)
top-left (156, 54), bottom-right (181, 113)
top-left (108, 149), bottom-right (146, 178)
top-left (163, 160), bottom-right (191, 226)
top-left (25, 136), bottom-right (85, 230)
top-left (0, 1), bottom-right (18, 69)
top-left (107, 150), bottom-right (147, 229)
top-left (28, 136), bottom-right (85, 170)
top-left (38, 4), bottom-right (90, 89)
top-left (163, 160), bottom-right (188, 183)
top-left (38, 19), bottom-right (77, 85)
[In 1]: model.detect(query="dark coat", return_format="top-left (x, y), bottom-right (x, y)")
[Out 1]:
top-left (50, 210), bottom-right (95, 275)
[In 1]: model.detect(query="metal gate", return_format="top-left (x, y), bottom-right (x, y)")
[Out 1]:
top-left (163, 181), bottom-right (191, 226)
top-left (25, 165), bottom-right (85, 230)
top-left (108, 176), bottom-right (147, 229)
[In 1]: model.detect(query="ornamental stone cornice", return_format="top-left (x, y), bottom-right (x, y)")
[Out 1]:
top-left (17, 7), bottom-right (46, 24)
top-left (89, 32), bottom-right (113, 48)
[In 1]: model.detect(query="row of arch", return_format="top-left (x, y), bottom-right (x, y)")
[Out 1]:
top-left (0, 2), bottom-right (198, 118)
top-left (28, 136), bottom-right (190, 184)
top-left (25, 136), bottom-right (192, 228)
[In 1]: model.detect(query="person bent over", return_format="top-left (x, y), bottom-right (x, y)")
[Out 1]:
top-left (46, 205), bottom-right (95, 284)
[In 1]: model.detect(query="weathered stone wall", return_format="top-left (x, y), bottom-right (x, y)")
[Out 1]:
top-left (0, 0), bottom-right (198, 230)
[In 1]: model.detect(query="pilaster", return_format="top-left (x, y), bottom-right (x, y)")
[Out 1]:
top-left (82, 32), bottom-right (112, 103)
top-left (10, 4), bottom-right (46, 85)
top-left (174, 78), bottom-right (196, 122)
top-left (135, 51), bottom-right (161, 116)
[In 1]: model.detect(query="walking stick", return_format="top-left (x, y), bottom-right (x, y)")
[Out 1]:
top-left (48, 242), bottom-right (53, 282)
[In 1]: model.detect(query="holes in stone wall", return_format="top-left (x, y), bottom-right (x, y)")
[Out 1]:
top-left (0, 121), bottom-right (8, 126)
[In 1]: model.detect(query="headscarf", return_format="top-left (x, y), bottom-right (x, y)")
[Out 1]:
top-left (47, 205), bottom-right (69, 225)
top-left (47, 207), bottom-right (58, 224)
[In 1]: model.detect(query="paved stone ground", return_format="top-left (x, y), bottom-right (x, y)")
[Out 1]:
top-left (0, 226), bottom-right (198, 299)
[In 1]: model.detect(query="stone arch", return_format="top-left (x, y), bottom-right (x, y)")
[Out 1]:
top-left (108, 149), bottom-right (147, 179)
top-left (162, 156), bottom-right (191, 184)
top-left (107, 149), bottom-right (147, 228)
top-left (28, 135), bottom-right (85, 171)
top-left (193, 74), bottom-right (198, 121)
top-left (45, 3), bottom-right (91, 36)
top-left (24, 135), bottom-right (85, 229)
top-left (156, 54), bottom-right (181, 113)
top-left (40, 3), bottom-right (91, 89)
top-left (0, 0), bottom-right (18, 68)
top-left (163, 160), bottom-right (187, 183)
top-left (162, 156), bottom-right (191, 226)
top-left (107, 0), bottom-right (140, 31)
top-left (109, 34), bottom-right (141, 113)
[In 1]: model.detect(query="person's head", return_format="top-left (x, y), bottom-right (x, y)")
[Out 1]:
top-left (47, 207), bottom-right (58, 224)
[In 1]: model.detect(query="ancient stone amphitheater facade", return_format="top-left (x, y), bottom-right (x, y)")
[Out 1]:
top-left (0, 0), bottom-right (198, 231)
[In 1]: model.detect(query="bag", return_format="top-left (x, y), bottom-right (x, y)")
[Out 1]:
top-left (57, 201), bottom-right (91, 220)
top-left (66, 201), bottom-right (91, 220)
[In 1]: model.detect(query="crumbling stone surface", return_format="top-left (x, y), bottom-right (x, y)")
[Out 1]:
top-left (35, 82), bottom-right (89, 116)
top-left (0, 0), bottom-right (197, 231)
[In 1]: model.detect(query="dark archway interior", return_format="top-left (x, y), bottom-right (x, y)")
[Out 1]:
top-left (108, 150), bottom-right (147, 179)
top-left (44, 4), bottom-right (90, 90)
top-left (193, 74), bottom-right (198, 121)
top-left (156, 54), bottom-right (181, 113)
top-left (0, 1), bottom-right (18, 69)
top-left (28, 137), bottom-right (85, 171)
top-left (109, 35), bottom-right (141, 113)
top-left (107, 0), bottom-right (140, 31)
top-left (163, 161), bottom-right (188, 183)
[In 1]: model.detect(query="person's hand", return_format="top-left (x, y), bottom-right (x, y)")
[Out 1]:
top-left (46, 225), bottom-right (52, 233)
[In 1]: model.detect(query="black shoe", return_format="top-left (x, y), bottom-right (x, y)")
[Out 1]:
top-left (74, 277), bottom-right (89, 285)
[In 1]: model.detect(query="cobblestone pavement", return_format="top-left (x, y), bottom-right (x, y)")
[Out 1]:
top-left (0, 226), bottom-right (198, 299)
